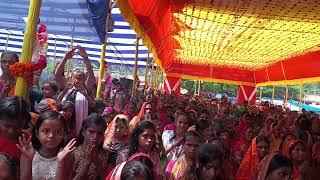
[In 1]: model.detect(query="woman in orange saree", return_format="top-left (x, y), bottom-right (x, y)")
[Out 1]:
top-left (103, 114), bottom-right (130, 165)
top-left (236, 136), bottom-right (270, 180)
top-left (129, 102), bottom-right (152, 132)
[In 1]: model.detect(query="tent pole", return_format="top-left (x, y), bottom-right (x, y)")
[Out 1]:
top-left (144, 52), bottom-right (149, 95)
top-left (299, 84), bottom-right (303, 111)
top-left (271, 85), bottom-right (275, 104)
top-left (4, 33), bottom-right (10, 51)
top-left (15, 0), bottom-right (42, 97)
top-left (96, 0), bottom-right (113, 98)
top-left (285, 85), bottom-right (289, 107)
top-left (150, 59), bottom-right (155, 91)
top-left (154, 66), bottom-right (159, 92)
top-left (259, 87), bottom-right (263, 102)
top-left (131, 36), bottom-right (139, 97)
top-left (66, 35), bottom-right (74, 78)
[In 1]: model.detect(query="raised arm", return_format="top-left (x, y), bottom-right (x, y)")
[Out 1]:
top-left (78, 46), bottom-right (95, 93)
top-left (54, 48), bottom-right (75, 88)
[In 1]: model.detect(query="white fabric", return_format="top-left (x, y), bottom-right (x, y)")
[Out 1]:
top-left (32, 151), bottom-right (58, 180)
top-left (62, 88), bottom-right (88, 136)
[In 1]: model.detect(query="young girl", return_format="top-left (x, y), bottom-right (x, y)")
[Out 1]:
top-left (57, 100), bottom-right (76, 141)
top-left (42, 81), bottom-right (59, 99)
top-left (71, 114), bottom-right (109, 180)
top-left (103, 114), bottom-right (129, 166)
top-left (128, 120), bottom-right (165, 180)
top-left (17, 111), bottom-right (76, 180)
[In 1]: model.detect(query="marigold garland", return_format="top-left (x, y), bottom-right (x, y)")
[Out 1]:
top-left (9, 55), bottom-right (47, 85)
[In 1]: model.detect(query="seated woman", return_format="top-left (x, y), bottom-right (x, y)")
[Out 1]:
top-left (236, 136), bottom-right (270, 180)
top-left (283, 140), bottom-right (311, 180)
top-left (256, 153), bottom-right (292, 180)
top-left (103, 114), bottom-right (130, 166)
top-left (0, 51), bottom-right (19, 98)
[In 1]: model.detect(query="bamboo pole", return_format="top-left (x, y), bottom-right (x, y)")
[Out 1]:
top-left (66, 35), bottom-right (74, 78)
top-left (15, 0), bottom-right (42, 97)
top-left (299, 84), bottom-right (303, 111)
top-left (150, 59), bottom-right (155, 90)
top-left (144, 52), bottom-right (150, 95)
top-left (4, 33), bottom-right (10, 51)
top-left (271, 85), bottom-right (275, 104)
top-left (155, 66), bottom-right (159, 92)
top-left (285, 85), bottom-right (289, 107)
top-left (96, 0), bottom-right (113, 98)
top-left (259, 87), bottom-right (263, 102)
top-left (131, 36), bottom-right (139, 97)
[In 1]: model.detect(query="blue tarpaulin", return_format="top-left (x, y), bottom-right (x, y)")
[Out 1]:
top-left (0, 0), bottom-right (153, 68)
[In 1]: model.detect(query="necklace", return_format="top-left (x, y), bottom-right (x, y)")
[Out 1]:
top-left (38, 150), bottom-right (58, 158)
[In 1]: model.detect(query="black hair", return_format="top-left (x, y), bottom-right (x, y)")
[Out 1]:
top-left (1, 51), bottom-right (19, 62)
top-left (256, 135), bottom-right (270, 146)
top-left (57, 100), bottom-right (74, 111)
top-left (266, 154), bottom-right (292, 177)
top-left (0, 96), bottom-right (30, 122)
top-left (115, 116), bottom-right (129, 129)
top-left (197, 144), bottom-right (224, 164)
top-left (94, 99), bottom-right (106, 110)
top-left (76, 114), bottom-right (106, 147)
top-left (42, 81), bottom-right (59, 93)
top-left (196, 144), bottom-right (224, 178)
top-left (196, 119), bottom-right (211, 132)
top-left (57, 101), bottom-right (75, 130)
top-left (199, 108), bottom-right (210, 116)
top-left (121, 160), bottom-right (153, 180)
top-left (0, 153), bottom-right (16, 177)
top-left (175, 112), bottom-right (188, 122)
top-left (184, 130), bottom-right (201, 143)
top-left (128, 120), bottom-right (156, 156)
top-left (32, 111), bottom-right (66, 150)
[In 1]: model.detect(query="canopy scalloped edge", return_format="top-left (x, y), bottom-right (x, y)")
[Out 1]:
top-left (255, 77), bottom-right (320, 87)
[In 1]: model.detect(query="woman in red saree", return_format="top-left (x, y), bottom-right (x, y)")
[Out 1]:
top-left (236, 136), bottom-right (270, 180)
top-left (283, 140), bottom-right (311, 180)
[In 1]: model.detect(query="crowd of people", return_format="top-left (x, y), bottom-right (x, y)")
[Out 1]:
top-left (0, 49), bottom-right (320, 180)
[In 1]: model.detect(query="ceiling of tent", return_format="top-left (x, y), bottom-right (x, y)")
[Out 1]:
top-left (0, 0), bottom-right (154, 69)
top-left (118, 0), bottom-right (320, 86)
